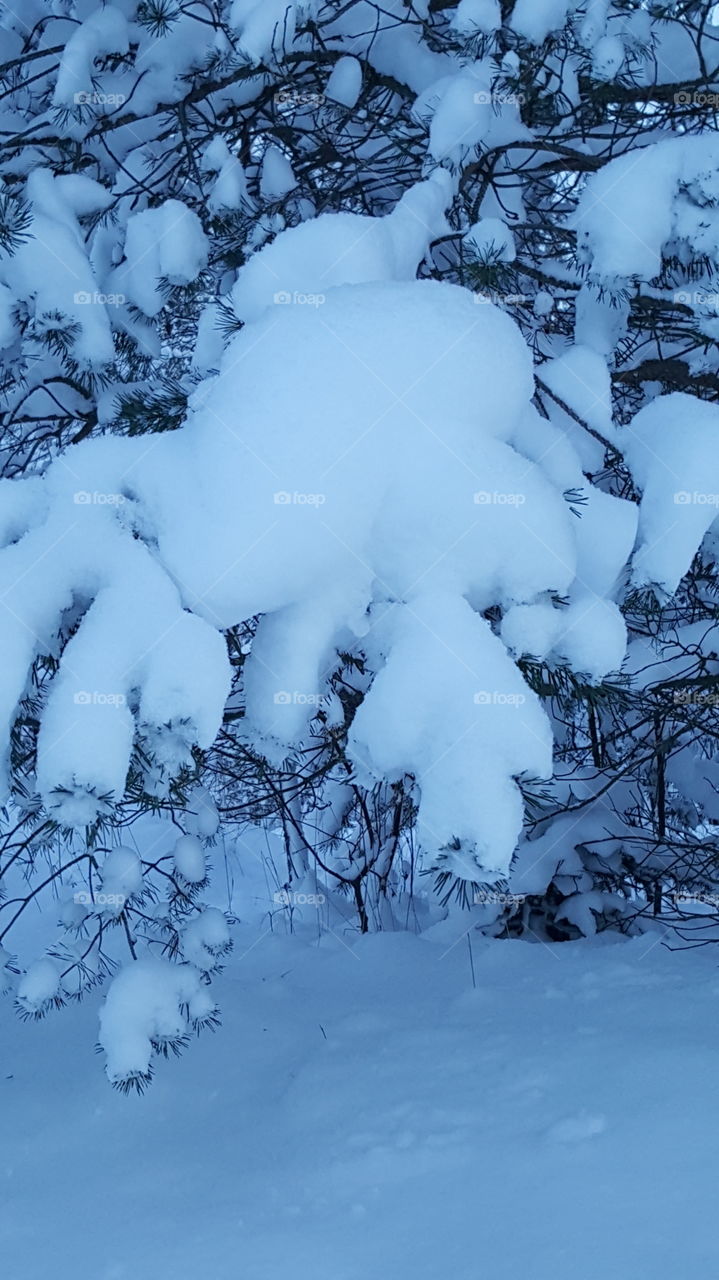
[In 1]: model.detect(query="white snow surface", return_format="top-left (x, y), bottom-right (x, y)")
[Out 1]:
top-left (3, 926), bottom-right (719, 1280)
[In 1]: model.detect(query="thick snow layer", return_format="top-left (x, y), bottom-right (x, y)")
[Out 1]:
top-left (0, 277), bottom-right (633, 872)
top-left (3, 929), bottom-right (719, 1280)
top-left (180, 907), bottom-right (230, 972)
top-left (1, 169), bottom-right (115, 367)
top-left (260, 147), bottom-right (296, 201)
top-left (52, 5), bottom-right (129, 107)
top-left (15, 958), bottom-right (59, 1013)
top-left (541, 344), bottom-right (616, 442)
top-left (100, 847), bottom-right (143, 907)
top-left (575, 136), bottom-right (719, 284)
top-left (350, 593), bottom-right (554, 877)
top-left (231, 172), bottom-right (453, 323)
top-left (623, 392), bottom-right (719, 593)
top-left (230, 0), bottom-right (317, 64)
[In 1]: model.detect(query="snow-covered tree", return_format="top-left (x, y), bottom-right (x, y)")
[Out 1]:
top-left (3, 0), bottom-right (719, 1087)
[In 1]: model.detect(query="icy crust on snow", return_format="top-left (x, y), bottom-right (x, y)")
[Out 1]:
top-left (0, 279), bottom-right (635, 876)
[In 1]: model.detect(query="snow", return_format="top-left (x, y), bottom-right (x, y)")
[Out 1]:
top-left (2, 169), bottom-right (115, 367)
top-left (592, 34), bottom-right (624, 79)
top-left (184, 786), bottom-right (220, 838)
top-left (541, 343), bottom-right (616, 441)
top-left (173, 834), bottom-right (206, 884)
top-left (112, 200), bottom-right (209, 318)
top-left (202, 139), bottom-right (251, 212)
top-left (4, 928), bottom-right (719, 1280)
top-left (451, 0), bottom-right (501, 36)
top-left (230, 0), bottom-right (309, 64)
top-left (51, 5), bottom-right (129, 107)
top-left (623, 392), bottom-right (719, 594)
top-left (413, 63), bottom-right (498, 164)
top-left (100, 847), bottom-right (143, 907)
top-left (0, 274), bottom-right (637, 868)
top-left (349, 592), bottom-right (554, 878)
top-left (325, 56), bottom-right (363, 108)
top-left (464, 216), bottom-right (516, 262)
top-left (180, 907), bottom-right (230, 972)
top-left (16, 958), bottom-right (59, 1014)
top-left (575, 137), bottom-right (719, 285)
top-left (231, 172), bottom-right (454, 323)
top-left (260, 147), bottom-right (297, 201)
top-left (510, 0), bottom-right (571, 44)
top-left (98, 958), bottom-right (217, 1085)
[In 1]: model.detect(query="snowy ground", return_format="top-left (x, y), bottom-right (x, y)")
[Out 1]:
top-left (3, 923), bottom-right (719, 1280)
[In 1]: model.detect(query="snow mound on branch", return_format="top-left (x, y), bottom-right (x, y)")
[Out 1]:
top-left (0, 278), bottom-right (632, 874)
top-left (52, 5), bottom-right (129, 107)
top-left (173, 834), bottom-right (206, 884)
top-left (2, 170), bottom-right (115, 367)
top-left (231, 172), bottom-right (454, 323)
top-left (540, 345), bottom-right (616, 443)
top-left (465, 217), bottom-right (516, 262)
top-left (574, 136), bottom-right (719, 284)
top-left (451, 0), bottom-right (501, 36)
top-left (510, 0), bottom-right (572, 44)
top-left (112, 200), bottom-right (208, 318)
top-left (98, 959), bottom-right (218, 1087)
top-left (325, 56), bottom-right (363, 107)
top-left (349, 593), bottom-right (553, 879)
top-left (623, 392), bottom-right (719, 594)
top-left (16, 959), bottom-right (60, 1016)
top-left (230, 0), bottom-right (319, 64)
